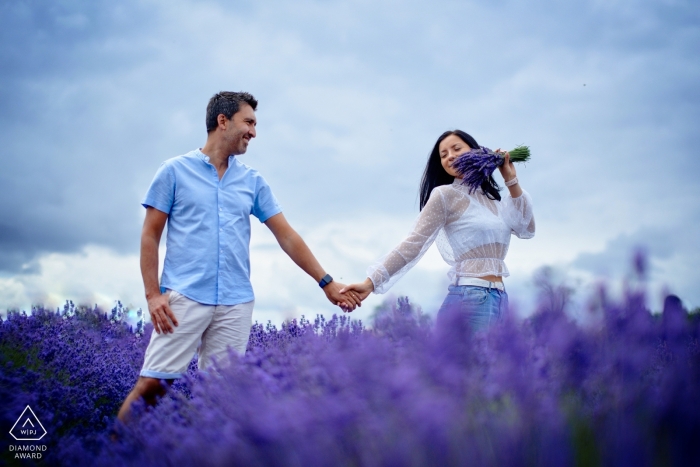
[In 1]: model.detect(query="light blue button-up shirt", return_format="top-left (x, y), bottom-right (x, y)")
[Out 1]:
top-left (142, 149), bottom-right (281, 305)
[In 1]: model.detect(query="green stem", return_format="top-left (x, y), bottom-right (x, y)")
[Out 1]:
top-left (505, 145), bottom-right (530, 163)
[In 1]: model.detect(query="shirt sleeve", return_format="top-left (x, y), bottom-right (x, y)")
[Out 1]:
top-left (502, 189), bottom-right (535, 239)
top-left (141, 162), bottom-right (175, 214)
top-left (367, 188), bottom-right (447, 294)
top-left (252, 175), bottom-right (282, 223)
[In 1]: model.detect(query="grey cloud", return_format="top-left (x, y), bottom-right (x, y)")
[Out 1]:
top-left (571, 218), bottom-right (700, 284)
top-left (0, 1), bottom-right (196, 272)
top-left (572, 228), bottom-right (676, 278)
top-left (0, 0), bottom-right (698, 280)
top-left (570, 217), bottom-right (700, 308)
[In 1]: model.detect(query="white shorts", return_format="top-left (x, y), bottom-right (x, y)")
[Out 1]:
top-left (140, 290), bottom-right (254, 379)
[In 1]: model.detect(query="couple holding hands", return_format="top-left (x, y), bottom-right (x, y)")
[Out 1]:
top-left (117, 91), bottom-right (535, 421)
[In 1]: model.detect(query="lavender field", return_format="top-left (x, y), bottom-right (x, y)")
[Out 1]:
top-left (1, 273), bottom-right (699, 466)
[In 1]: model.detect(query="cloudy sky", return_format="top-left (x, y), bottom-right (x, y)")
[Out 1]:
top-left (1, 0), bottom-right (698, 324)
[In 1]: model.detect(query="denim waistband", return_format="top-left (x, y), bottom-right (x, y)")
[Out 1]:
top-left (455, 277), bottom-right (505, 291)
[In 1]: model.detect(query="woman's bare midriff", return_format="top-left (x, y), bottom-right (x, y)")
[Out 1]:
top-left (478, 275), bottom-right (503, 283)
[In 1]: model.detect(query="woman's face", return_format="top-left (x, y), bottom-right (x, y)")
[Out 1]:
top-left (438, 134), bottom-right (471, 178)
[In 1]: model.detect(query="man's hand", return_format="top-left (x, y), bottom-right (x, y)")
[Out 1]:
top-left (323, 281), bottom-right (361, 312)
top-left (147, 292), bottom-right (179, 334)
top-left (141, 207), bottom-right (175, 334)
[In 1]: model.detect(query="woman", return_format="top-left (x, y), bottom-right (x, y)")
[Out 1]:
top-left (340, 130), bottom-right (535, 331)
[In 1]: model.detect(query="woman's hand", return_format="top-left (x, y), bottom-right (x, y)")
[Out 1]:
top-left (339, 278), bottom-right (374, 303)
top-left (495, 149), bottom-right (517, 183)
top-left (495, 149), bottom-right (523, 197)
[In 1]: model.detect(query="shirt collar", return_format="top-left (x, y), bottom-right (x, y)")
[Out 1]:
top-left (195, 149), bottom-right (207, 162)
top-left (196, 149), bottom-right (236, 166)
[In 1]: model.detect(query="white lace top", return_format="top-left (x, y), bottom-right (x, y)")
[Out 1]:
top-left (368, 178), bottom-right (535, 293)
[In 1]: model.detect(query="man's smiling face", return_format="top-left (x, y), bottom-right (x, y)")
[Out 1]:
top-left (223, 103), bottom-right (257, 155)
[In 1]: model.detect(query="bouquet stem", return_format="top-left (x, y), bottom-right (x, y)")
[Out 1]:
top-left (505, 145), bottom-right (530, 163)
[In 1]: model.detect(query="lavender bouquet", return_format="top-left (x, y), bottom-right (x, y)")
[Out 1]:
top-left (453, 145), bottom-right (530, 193)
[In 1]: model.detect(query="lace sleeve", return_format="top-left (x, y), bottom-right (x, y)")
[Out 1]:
top-left (367, 188), bottom-right (447, 294)
top-left (502, 189), bottom-right (535, 239)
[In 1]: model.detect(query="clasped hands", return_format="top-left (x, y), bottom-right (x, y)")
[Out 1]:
top-left (324, 278), bottom-right (374, 313)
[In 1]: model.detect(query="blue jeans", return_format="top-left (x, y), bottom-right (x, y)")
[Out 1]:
top-left (437, 285), bottom-right (508, 333)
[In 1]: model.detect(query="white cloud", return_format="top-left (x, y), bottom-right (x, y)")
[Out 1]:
top-left (0, 246), bottom-right (144, 314)
top-left (0, 215), bottom-right (465, 325)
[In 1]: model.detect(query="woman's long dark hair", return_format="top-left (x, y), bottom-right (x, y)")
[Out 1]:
top-left (419, 130), bottom-right (501, 210)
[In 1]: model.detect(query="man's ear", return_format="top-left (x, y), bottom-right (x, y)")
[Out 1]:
top-left (217, 113), bottom-right (229, 130)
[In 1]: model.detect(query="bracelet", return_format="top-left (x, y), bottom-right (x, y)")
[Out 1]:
top-left (505, 177), bottom-right (519, 187)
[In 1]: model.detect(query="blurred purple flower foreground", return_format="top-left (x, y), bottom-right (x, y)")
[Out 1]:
top-left (2, 283), bottom-right (699, 466)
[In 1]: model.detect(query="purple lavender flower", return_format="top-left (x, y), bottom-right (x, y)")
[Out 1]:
top-left (2, 255), bottom-right (699, 466)
top-left (452, 145), bottom-right (530, 193)
top-left (452, 146), bottom-right (504, 193)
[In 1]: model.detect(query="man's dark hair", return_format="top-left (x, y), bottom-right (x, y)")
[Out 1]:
top-left (206, 91), bottom-right (258, 133)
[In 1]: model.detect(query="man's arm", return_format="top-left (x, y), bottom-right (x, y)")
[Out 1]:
top-left (264, 213), bottom-right (360, 311)
top-left (141, 207), bottom-right (179, 333)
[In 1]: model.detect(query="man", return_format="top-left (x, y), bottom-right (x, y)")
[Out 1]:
top-left (117, 91), bottom-right (360, 421)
